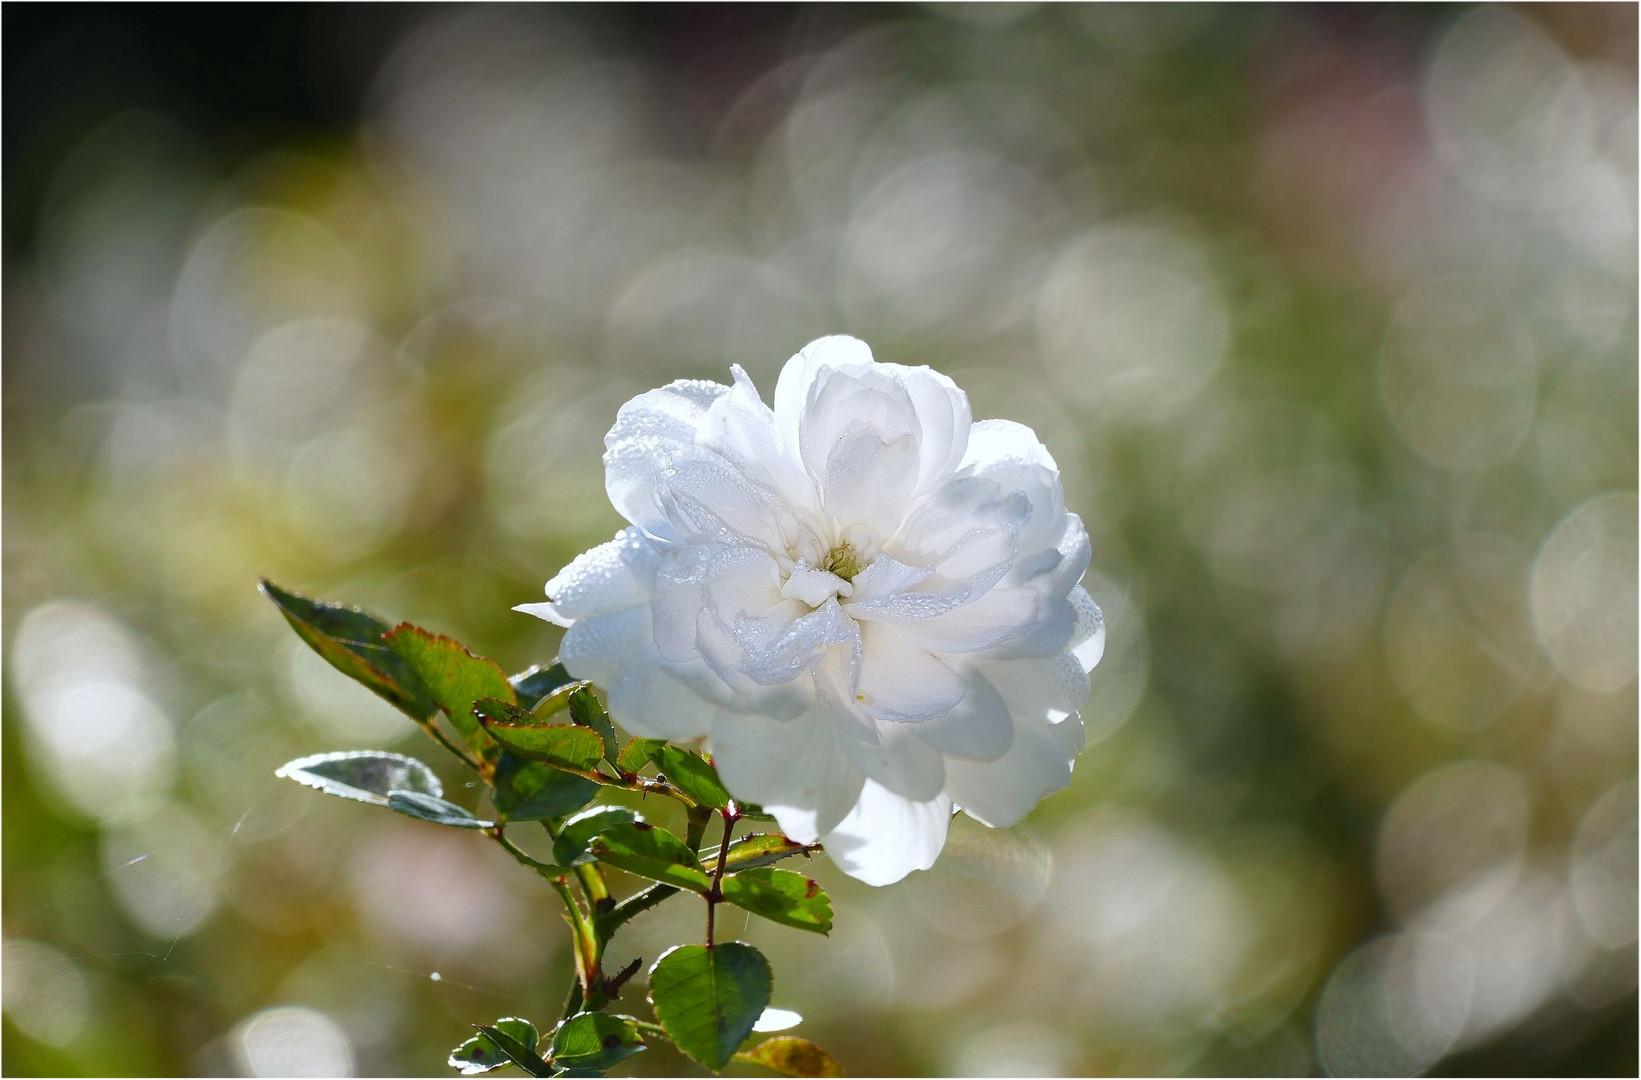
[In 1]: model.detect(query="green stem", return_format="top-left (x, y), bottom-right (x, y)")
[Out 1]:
top-left (424, 720), bottom-right (482, 773)
top-left (487, 828), bottom-right (561, 880)
top-left (553, 876), bottom-right (601, 997)
top-left (541, 820), bottom-right (613, 914)
top-left (595, 882), bottom-right (678, 941)
top-left (705, 803), bottom-right (739, 948)
top-left (560, 980), bottom-right (584, 1022)
top-left (488, 824), bottom-right (601, 1010)
top-left (684, 804), bottom-right (713, 850)
top-left (574, 863), bottom-right (611, 911)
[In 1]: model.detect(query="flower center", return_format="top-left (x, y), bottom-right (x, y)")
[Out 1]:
top-left (821, 542), bottom-right (865, 582)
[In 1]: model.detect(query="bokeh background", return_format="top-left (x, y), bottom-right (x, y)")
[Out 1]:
top-left (4, 4), bottom-right (1636, 1076)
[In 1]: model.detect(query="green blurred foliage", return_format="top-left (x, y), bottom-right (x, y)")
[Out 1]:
top-left (3, 4), bottom-right (1635, 1077)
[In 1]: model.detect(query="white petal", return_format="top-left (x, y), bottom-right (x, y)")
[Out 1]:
top-left (847, 554), bottom-right (933, 600)
top-left (836, 720), bottom-right (946, 801)
top-left (607, 661), bottom-right (718, 741)
top-left (780, 566), bottom-right (852, 606)
top-left (819, 420), bottom-right (922, 537)
top-left (961, 418), bottom-right (1058, 474)
top-left (602, 380), bottom-right (729, 541)
top-left (911, 669), bottom-right (1014, 761)
top-left (557, 605), bottom-right (716, 740)
top-left (958, 420), bottom-right (1077, 588)
top-left (702, 365), bottom-right (817, 515)
top-left (752, 1008), bottom-right (802, 1034)
top-left (706, 597), bottom-right (857, 689)
top-left (534, 529), bottom-right (659, 625)
top-left (1068, 586), bottom-right (1106, 672)
top-left (772, 335), bottom-right (877, 437)
top-left (710, 708), bottom-right (864, 841)
top-left (603, 380), bottom-right (798, 549)
top-left (651, 545), bottom-right (782, 663)
top-left (980, 651), bottom-right (1092, 723)
top-left (855, 622), bottom-right (968, 723)
top-left (513, 601), bottom-right (570, 627)
top-left (887, 586), bottom-right (1040, 654)
top-left (821, 780), bottom-right (953, 886)
top-left (944, 710), bottom-right (1085, 828)
top-left (774, 337), bottom-right (972, 527)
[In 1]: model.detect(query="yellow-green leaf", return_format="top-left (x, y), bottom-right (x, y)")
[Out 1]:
top-left (383, 624), bottom-right (512, 769)
top-left (736, 1036), bottom-right (842, 1078)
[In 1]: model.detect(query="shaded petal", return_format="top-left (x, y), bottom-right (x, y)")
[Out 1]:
top-left (958, 419), bottom-right (1082, 588)
top-left (821, 781), bottom-right (953, 886)
top-left (944, 704), bottom-right (1085, 829)
top-left (886, 585), bottom-right (1040, 654)
top-left (557, 605), bottom-right (716, 741)
top-left (710, 708), bottom-right (864, 841)
top-left (987, 516), bottom-right (1092, 659)
top-left (837, 721), bottom-right (946, 801)
top-left (607, 659), bottom-right (718, 742)
top-left (945, 714), bottom-right (1084, 829)
top-left (980, 651), bottom-right (1092, 723)
top-left (651, 545), bottom-right (787, 665)
top-left (819, 421), bottom-right (922, 538)
top-left (911, 668), bottom-right (1013, 761)
top-left (940, 648), bottom-right (1091, 823)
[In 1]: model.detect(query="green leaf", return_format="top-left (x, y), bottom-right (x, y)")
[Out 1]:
top-left (549, 1013), bottom-right (645, 1070)
top-left (648, 943), bottom-right (772, 1072)
top-left (616, 738), bottom-right (666, 774)
top-left (708, 834), bottom-right (812, 874)
top-left (719, 869), bottom-right (832, 935)
top-left (474, 1022), bottom-right (553, 1077)
top-left (553, 806), bottom-right (641, 867)
top-left (510, 662), bottom-right (574, 709)
top-left (474, 700), bottom-right (606, 772)
top-left (531, 679), bottom-right (591, 720)
top-left (567, 687), bottom-right (620, 764)
top-left (260, 580), bottom-right (436, 721)
top-left (384, 624), bottom-right (513, 768)
top-left (735, 1037), bottom-right (842, 1078)
top-left (387, 790), bottom-right (491, 829)
top-left (491, 754), bottom-right (600, 823)
top-left (650, 747), bottom-right (732, 810)
top-left (449, 1018), bottom-right (541, 1076)
top-left (275, 750), bottom-right (441, 806)
top-left (589, 822), bottom-right (711, 893)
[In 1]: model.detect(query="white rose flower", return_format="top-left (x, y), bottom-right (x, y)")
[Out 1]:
top-left (518, 336), bottom-right (1104, 885)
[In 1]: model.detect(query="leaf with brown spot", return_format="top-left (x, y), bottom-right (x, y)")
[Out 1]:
top-left (719, 867), bottom-right (832, 935)
top-left (383, 624), bottom-right (513, 770)
top-left (736, 1036), bottom-right (843, 1077)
